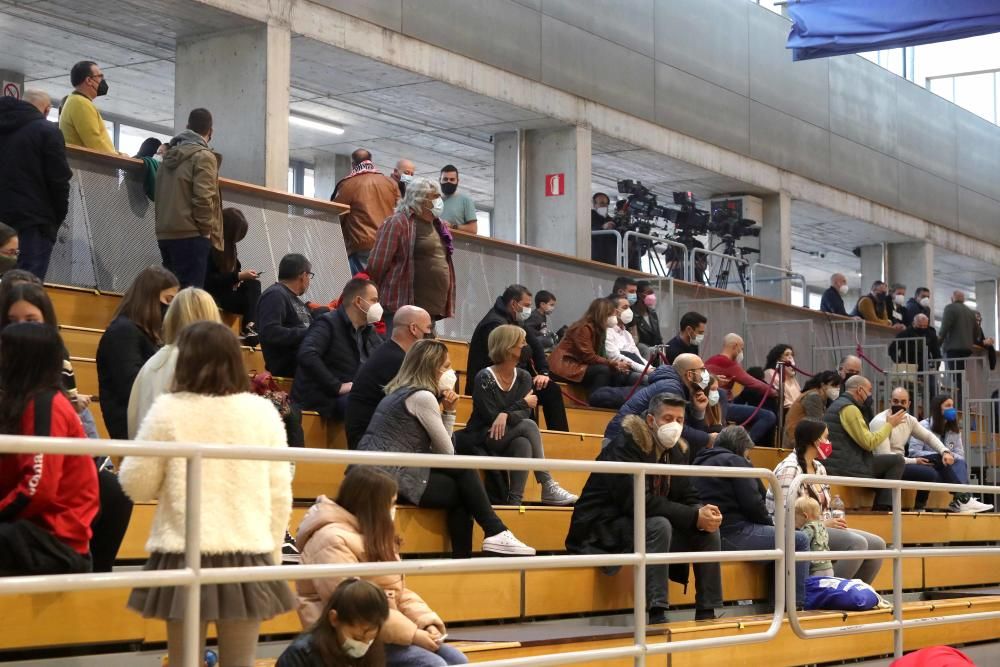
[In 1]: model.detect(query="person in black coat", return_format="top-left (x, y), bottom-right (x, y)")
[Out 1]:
top-left (631, 281), bottom-right (663, 355)
top-left (345, 306), bottom-right (433, 448)
top-left (888, 314), bottom-right (940, 372)
top-left (590, 192), bottom-right (618, 266)
top-left (0, 92), bottom-right (72, 280)
top-left (257, 253), bottom-right (321, 378)
top-left (292, 278), bottom-right (383, 420)
top-left (465, 284), bottom-right (568, 432)
top-left (903, 287), bottom-right (931, 327)
top-left (205, 208), bottom-right (262, 342)
top-left (819, 273), bottom-right (849, 317)
top-left (566, 394), bottom-right (723, 623)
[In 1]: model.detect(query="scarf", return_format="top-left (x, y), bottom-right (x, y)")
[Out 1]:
top-left (432, 218), bottom-right (455, 257)
top-left (346, 159), bottom-right (380, 178)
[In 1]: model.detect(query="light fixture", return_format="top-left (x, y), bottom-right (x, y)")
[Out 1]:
top-left (289, 114), bottom-right (344, 135)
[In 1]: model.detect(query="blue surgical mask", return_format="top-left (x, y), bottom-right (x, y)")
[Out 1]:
top-left (626, 293), bottom-right (637, 305)
top-left (943, 407), bottom-right (958, 422)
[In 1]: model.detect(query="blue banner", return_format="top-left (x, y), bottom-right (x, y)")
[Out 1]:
top-left (786, 0), bottom-right (1000, 61)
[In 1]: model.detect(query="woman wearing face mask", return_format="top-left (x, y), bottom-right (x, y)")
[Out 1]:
top-left (367, 177), bottom-right (456, 333)
top-left (280, 578), bottom-right (390, 667)
top-left (295, 468), bottom-right (468, 667)
top-left (783, 371), bottom-right (842, 446)
top-left (549, 298), bottom-right (633, 395)
top-left (763, 344), bottom-right (801, 413)
top-left (766, 419), bottom-right (887, 584)
top-left (693, 425), bottom-right (812, 608)
top-left (701, 375), bottom-right (728, 432)
top-left (0, 222), bottom-right (19, 276)
top-left (357, 339), bottom-right (535, 558)
top-left (630, 281), bottom-right (663, 356)
top-left (605, 296), bottom-right (651, 385)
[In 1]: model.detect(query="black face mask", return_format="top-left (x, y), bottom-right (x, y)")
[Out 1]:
top-left (398, 180), bottom-right (407, 197)
top-left (160, 302), bottom-right (169, 320)
top-left (890, 405), bottom-right (906, 414)
top-left (440, 182), bottom-right (458, 196)
top-left (423, 330), bottom-right (437, 340)
top-left (96, 78), bottom-right (109, 97)
top-left (0, 254), bottom-right (17, 274)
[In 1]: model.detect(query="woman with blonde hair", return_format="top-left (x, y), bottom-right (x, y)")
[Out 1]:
top-left (456, 325), bottom-right (576, 506)
top-left (357, 339), bottom-right (535, 558)
top-left (127, 287), bottom-right (221, 438)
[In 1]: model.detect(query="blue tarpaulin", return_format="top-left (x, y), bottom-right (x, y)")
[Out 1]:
top-left (786, 0), bottom-right (1000, 61)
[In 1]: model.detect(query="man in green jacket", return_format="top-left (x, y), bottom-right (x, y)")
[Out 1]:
top-left (822, 375), bottom-right (906, 510)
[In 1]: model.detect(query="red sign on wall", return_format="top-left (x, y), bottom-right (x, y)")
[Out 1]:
top-left (545, 173), bottom-right (565, 197)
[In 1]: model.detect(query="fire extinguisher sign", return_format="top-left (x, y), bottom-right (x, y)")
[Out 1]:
top-left (544, 173), bottom-right (565, 197)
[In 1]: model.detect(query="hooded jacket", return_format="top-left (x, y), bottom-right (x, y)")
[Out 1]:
top-left (295, 496), bottom-right (443, 643)
top-left (154, 130), bottom-right (223, 250)
top-left (692, 446), bottom-right (771, 529)
top-left (0, 97), bottom-right (72, 239)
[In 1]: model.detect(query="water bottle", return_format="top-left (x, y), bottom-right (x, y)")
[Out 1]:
top-left (831, 495), bottom-right (846, 521)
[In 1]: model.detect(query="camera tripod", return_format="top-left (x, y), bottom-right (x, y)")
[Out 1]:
top-left (709, 236), bottom-right (756, 294)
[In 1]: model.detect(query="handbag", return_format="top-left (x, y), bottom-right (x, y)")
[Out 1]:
top-left (250, 371), bottom-right (291, 418)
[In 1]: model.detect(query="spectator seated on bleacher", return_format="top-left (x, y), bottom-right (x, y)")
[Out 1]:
top-left (292, 278), bottom-right (383, 421)
top-left (120, 322), bottom-right (294, 667)
top-left (763, 344), bottom-right (801, 413)
top-left (523, 289), bottom-right (560, 353)
top-left (604, 354), bottom-right (715, 459)
top-left (549, 298), bottom-right (633, 395)
top-left (0, 322), bottom-right (99, 576)
top-left (257, 253), bottom-right (322, 378)
top-left (905, 394), bottom-right (992, 513)
top-left (693, 425), bottom-right (811, 608)
top-left (822, 375), bottom-right (905, 511)
top-left (205, 208), bottom-right (261, 345)
top-left (606, 295), bottom-right (652, 385)
top-left (0, 222), bottom-right (17, 277)
top-left (566, 393), bottom-right (723, 624)
top-left (704, 333), bottom-right (777, 444)
top-left (700, 375), bottom-right (727, 433)
top-left (663, 311), bottom-right (706, 364)
top-left (454, 325), bottom-right (577, 507)
top-left (888, 314), bottom-right (940, 374)
top-left (783, 370), bottom-right (841, 447)
top-left (630, 281), bottom-right (663, 358)
top-left (357, 339), bottom-right (535, 558)
top-left (766, 419), bottom-right (886, 585)
top-left (466, 284), bottom-right (568, 432)
top-left (126, 287), bottom-right (221, 438)
top-left (278, 578), bottom-right (390, 667)
top-left (346, 306), bottom-right (433, 449)
top-left (295, 468), bottom-right (468, 666)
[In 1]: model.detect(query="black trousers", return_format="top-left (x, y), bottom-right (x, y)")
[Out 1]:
top-left (0, 519), bottom-right (92, 576)
top-left (417, 468), bottom-right (506, 558)
top-left (871, 454), bottom-right (906, 509)
top-left (215, 278), bottom-right (262, 329)
top-left (535, 380), bottom-right (568, 431)
top-left (89, 468), bottom-right (134, 572)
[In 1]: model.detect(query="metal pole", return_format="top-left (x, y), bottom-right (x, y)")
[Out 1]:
top-left (632, 471), bottom-right (647, 667)
top-left (183, 453), bottom-right (203, 667)
top-left (892, 486), bottom-right (903, 658)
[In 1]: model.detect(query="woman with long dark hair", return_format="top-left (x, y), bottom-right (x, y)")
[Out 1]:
top-left (783, 370), bottom-right (841, 446)
top-left (297, 467), bottom-right (468, 666)
top-left (0, 323), bottom-right (99, 575)
top-left (206, 208), bottom-right (261, 343)
top-left (548, 298), bottom-right (631, 394)
top-left (763, 343), bottom-right (801, 411)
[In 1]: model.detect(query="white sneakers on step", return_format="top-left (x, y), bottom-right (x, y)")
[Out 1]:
top-left (482, 530), bottom-right (536, 556)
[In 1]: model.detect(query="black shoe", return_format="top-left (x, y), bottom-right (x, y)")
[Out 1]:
top-left (694, 608), bottom-right (719, 621)
top-left (648, 607), bottom-right (669, 625)
top-left (872, 504), bottom-right (892, 512)
top-left (282, 531), bottom-right (301, 564)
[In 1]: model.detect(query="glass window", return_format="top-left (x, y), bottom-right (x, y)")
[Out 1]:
top-left (475, 210), bottom-right (492, 237)
top-left (807, 290), bottom-right (822, 311)
top-left (928, 76), bottom-right (955, 102)
top-left (954, 72), bottom-right (996, 123)
top-left (288, 167), bottom-right (296, 193)
top-left (118, 124), bottom-right (171, 158)
top-left (303, 168), bottom-right (315, 199)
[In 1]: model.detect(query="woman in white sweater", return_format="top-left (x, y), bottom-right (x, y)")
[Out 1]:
top-left (126, 287), bottom-right (221, 438)
top-left (120, 321), bottom-right (293, 667)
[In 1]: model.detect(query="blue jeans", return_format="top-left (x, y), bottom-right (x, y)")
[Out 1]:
top-left (158, 236), bottom-right (211, 288)
top-left (726, 403), bottom-right (777, 444)
top-left (385, 642), bottom-right (468, 666)
top-left (16, 226), bottom-right (55, 280)
top-left (348, 250), bottom-right (370, 276)
top-left (79, 407), bottom-right (100, 439)
top-left (721, 521), bottom-right (810, 608)
top-left (905, 454), bottom-right (968, 507)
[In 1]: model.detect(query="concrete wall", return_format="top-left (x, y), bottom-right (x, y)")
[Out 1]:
top-left (307, 0), bottom-right (1000, 248)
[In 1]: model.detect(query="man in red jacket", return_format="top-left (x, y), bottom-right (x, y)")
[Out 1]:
top-left (704, 333), bottom-right (778, 444)
top-left (0, 392), bottom-right (99, 575)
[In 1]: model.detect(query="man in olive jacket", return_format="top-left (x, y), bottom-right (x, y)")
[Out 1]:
top-left (154, 108), bottom-right (222, 288)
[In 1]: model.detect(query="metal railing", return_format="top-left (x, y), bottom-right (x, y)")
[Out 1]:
top-left (590, 229), bottom-right (623, 269)
top-left (0, 434), bottom-right (785, 667)
top-left (748, 262), bottom-right (807, 307)
top-left (621, 230), bottom-right (691, 281)
top-left (783, 474), bottom-right (1000, 659)
top-left (690, 246), bottom-right (752, 294)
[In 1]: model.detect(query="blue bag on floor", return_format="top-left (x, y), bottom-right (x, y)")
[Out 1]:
top-left (804, 576), bottom-right (889, 611)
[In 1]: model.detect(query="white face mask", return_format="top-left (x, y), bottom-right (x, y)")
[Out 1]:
top-left (736, 351), bottom-right (744, 364)
top-left (430, 197), bottom-right (445, 218)
top-left (692, 332), bottom-right (705, 346)
top-left (919, 297), bottom-right (931, 308)
top-left (691, 369), bottom-right (710, 389)
top-left (708, 390), bottom-right (720, 406)
top-left (826, 386), bottom-right (840, 401)
top-left (399, 173), bottom-right (413, 183)
top-left (595, 206), bottom-right (608, 218)
top-left (656, 421), bottom-right (683, 450)
top-left (390, 506), bottom-right (397, 521)
top-left (894, 294), bottom-right (906, 306)
top-left (606, 315), bottom-right (619, 328)
top-left (438, 368), bottom-right (458, 393)
top-left (342, 637), bottom-right (374, 658)
top-left (519, 306), bottom-right (532, 322)
top-left (360, 298), bottom-right (383, 324)
top-left (620, 308), bottom-right (634, 325)
top-left (838, 283), bottom-right (849, 296)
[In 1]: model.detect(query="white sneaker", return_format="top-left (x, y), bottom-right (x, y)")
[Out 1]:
top-left (960, 498), bottom-right (994, 513)
top-left (541, 480), bottom-right (579, 506)
top-left (482, 530), bottom-right (536, 556)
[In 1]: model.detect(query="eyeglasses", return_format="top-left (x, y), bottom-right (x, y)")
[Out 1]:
top-left (306, 271), bottom-right (315, 278)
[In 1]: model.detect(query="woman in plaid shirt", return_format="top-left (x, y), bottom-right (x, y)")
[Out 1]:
top-left (366, 178), bottom-right (456, 332)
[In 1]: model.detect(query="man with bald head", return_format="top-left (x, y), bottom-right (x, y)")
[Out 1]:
top-left (939, 290), bottom-right (977, 367)
top-left (346, 305), bottom-right (434, 447)
top-left (705, 333), bottom-right (778, 443)
top-left (890, 313), bottom-right (941, 374)
top-left (820, 273), bottom-right (849, 316)
top-left (823, 375), bottom-right (906, 510)
top-left (391, 158), bottom-right (415, 197)
top-left (0, 88), bottom-right (72, 279)
top-left (332, 147), bottom-right (400, 274)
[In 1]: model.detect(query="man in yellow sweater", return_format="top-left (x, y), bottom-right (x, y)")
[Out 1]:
top-left (59, 61), bottom-right (117, 154)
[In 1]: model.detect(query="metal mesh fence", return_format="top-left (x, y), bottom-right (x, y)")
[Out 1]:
top-left (743, 319), bottom-right (814, 374)
top-left (672, 296), bottom-right (745, 362)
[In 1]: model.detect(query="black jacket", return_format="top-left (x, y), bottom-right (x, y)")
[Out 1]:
top-left (205, 256), bottom-right (240, 304)
top-left (663, 335), bottom-right (699, 364)
top-left (524, 308), bottom-right (559, 351)
top-left (96, 316), bottom-right (159, 440)
top-left (276, 632), bottom-right (383, 667)
top-left (257, 283), bottom-right (314, 377)
top-left (888, 325), bottom-right (940, 370)
top-left (0, 98), bottom-right (72, 239)
top-left (692, 447), bottom-right (771, 530)
top-left (465, 297), bottom-right (549, 394)
top-left (819, 286), bottom-right (847, 317)
top-left (345, 339), bottom-right (405, 448)
top-left (633, 308), bottom-right (663, 347)
top-left (903, 297), bottom-right (930, 327)
top-left (292, 305), bottom-right (382, 417)
top-left (590, 209), bottom-right (618, 265)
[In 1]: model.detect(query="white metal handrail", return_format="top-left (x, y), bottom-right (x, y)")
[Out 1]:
top-left (0, 434), bottom-right (785, 667)
top-left (621, 230), bottom-right (691, 281)
top-left (690, 246), bottom-right (751, 293)
top-left (590, 229), bottom-right (623, 268)
top-left (748, 262), bottom-right (807, 307)
top-left (783, 473), bottom-right (1000, 660)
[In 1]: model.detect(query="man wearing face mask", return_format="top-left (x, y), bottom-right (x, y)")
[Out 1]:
top-left (590, 192), bottom-right (618, 265)
top-left (438, 165), bottom-right (478, 233)
top-left (664, 311), bottom-right (707, 364)
top-left (705, 334), bottom-right (778, 443)
top-left (390, 158), bottom-right (415, 197)
top-left (606, 296), bottom-right (651, 384)
top-left (346, 306), bottom-right (433, 448)
top-left (853, 281), bottom-right (892, 327)
top-left (903, 287), bottom-right (931, 327)
top-left (887, 283), bottom-right (908, 331)
top-left (466, 284), bottom-right (569, 431)
top-left (889, 313), bottom-right (941, 374)
top-left (567, 393), bottom-right (723, 624)
top-left (59, 61), bottom-right (118, 155)
top-left (820, 273), bottom-right (850, 317)
top-left (292, 278), bottom-right (384, 421)
top-left (822, 375), bottom-right (906, 511)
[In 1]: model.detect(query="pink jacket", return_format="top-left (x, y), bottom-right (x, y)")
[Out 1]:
top-left (294, 496), bottom-right (443, 644)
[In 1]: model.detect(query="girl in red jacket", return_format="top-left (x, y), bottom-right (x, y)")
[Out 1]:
top-left (0, 322), bottom-right (99, 575)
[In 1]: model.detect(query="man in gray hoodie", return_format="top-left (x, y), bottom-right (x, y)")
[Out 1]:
top-left (154, 108), bottom-right (222, 288)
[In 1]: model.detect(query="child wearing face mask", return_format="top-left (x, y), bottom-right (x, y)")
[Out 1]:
top-left (295, 468), bottom-right (469, 666)
top-left (278, 578), bottom-right (390, 667)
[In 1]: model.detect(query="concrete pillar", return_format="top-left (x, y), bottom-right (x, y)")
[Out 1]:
top-left (522, 126), bottom-right (592, 259)
top-left (492, 130), bottom-right (523, 244)
top-left (313, 152), bottom-right (350, 200)
top-left (975, 279), bottom-right (998, 341)
top-left (175, 23), bottom-right (291, 189)
top-left (0, 70), bottom-right (24, 101)
top-left (758, 191), bottom-right (792, 302)
top-left (887, 241), bottom-right (934, 307)
top-left (859, 244), bottom-right (886, 293)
